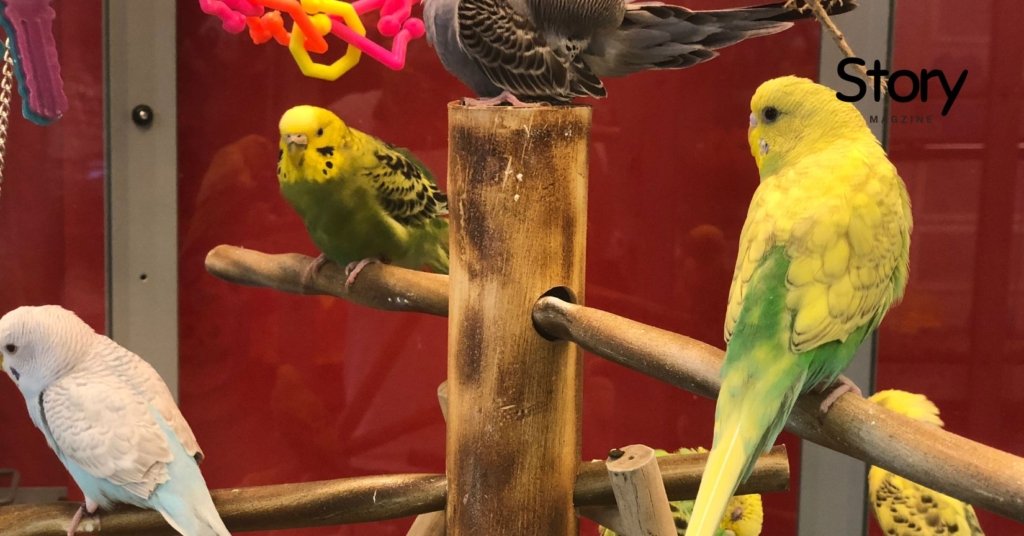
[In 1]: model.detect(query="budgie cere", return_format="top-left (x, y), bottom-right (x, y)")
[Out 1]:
top-left (685, 76), bottom-right (913, 536)
top-left (0, 305), bottom-right (230, 536)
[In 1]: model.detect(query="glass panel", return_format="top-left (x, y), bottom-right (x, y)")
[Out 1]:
top-left (877, 1), bottom-right (1023, 534)
top-left (177, 1), bottom-right (825, 533)
top-left (0, 0), bottom-right (105, 496)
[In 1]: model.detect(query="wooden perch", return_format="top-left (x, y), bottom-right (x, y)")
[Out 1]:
top-left (205, 246), bottom-right (1024, 523)
top-left (444, 103), bottom-right (590, 535)
top-left (0, 448), bottom-right (787, 535)
top-left (0, 473), bottom-right (447, 536)
top-left (532, 296), bottom-right (1024, 523)
top-left (595, 445), bottom-right (677, 536)
top-left (205, 245), bottom-right (448, 316)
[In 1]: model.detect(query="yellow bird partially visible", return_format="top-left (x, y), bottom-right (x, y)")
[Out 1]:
top-left (868, 389), bottom-right (985, 535)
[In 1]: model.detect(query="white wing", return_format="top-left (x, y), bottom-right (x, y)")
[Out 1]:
top-left (42, 371), bottom-right (172, 499)
top-left (92, 336), bottom-right (205, 462)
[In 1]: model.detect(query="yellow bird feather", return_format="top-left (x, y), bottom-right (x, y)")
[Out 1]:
top-left (868, 390), bottom-right (985, 535)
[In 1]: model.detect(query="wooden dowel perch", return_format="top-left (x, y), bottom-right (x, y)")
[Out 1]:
top-left (593, 445), bottom-right (678, 536)
top-left (0, 449), bottom-right (787, 535)
top-left (444, 103), bottom-right (589, 535)
top-left (532, 297), bottom-right (1024, 523)
top-left (205, 246), bottom-right (1024, 523)
top-left (204, 246), bottom-right (449, 316)
top-left (0, 474), bottom-right (447, 536)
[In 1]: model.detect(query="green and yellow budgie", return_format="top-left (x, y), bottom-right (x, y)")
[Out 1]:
top-left (598, 447), bottom-right (763, 536)
top-left (277, 105), bottom-right (449, 287)
top-left (686, 76), bottom-right (913, 536)
top-left (868, 390), bottom-right (985, 535)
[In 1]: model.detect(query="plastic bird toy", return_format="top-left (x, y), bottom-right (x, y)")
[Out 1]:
top-left (199, 0), bottom-right (426, 81)
top-left (0, 0), bottom-right (68, 124)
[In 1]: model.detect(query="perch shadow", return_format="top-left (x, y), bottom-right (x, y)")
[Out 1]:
top-left (0, 447), bottom-right (788, 535)
top-left (203, 245), bottom-right (1024, 524)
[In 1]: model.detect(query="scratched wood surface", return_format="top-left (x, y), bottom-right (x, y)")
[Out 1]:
top-left (445, 103), bottom-right (590, 535)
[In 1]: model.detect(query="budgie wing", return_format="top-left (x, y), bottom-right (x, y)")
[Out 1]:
top-left (42, 373), bottom-right (172, 499)
top-left (725, 151), bottom-right (909, 356)
top-left (367, 142), bottom-right (449, 227)
top-left (94, 336), bottom-right (204, 462)
top-left (872, 472), bottom-right (985, 535)
top-left (455, 0), bottom-right (602, 99)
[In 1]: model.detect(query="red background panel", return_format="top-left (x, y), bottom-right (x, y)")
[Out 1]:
top-left (874, 1), bottom-right (1024, 534)
top-left (0, 0), bottom-right (104, 494)
top-left (176, 1), bottom-right (821, 534)
top-left (2, 1), bottom-right (1019, 536)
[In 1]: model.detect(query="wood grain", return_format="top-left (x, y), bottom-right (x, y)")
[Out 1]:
top-left (604, 445), bottom-right (678, 536)
top-left (445, 103), bottom-right (590, 535)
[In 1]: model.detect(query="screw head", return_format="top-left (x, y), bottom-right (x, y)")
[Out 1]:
top-left (131, 104), bottom-right (154, 127)
top-left (608, 448), bottom-right (625, 460)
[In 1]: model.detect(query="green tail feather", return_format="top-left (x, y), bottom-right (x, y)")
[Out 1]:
top-left (687, 248), bottom-right (869, 536)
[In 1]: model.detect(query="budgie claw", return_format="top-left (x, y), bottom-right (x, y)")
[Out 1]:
top-left (463, 90), bottom-right (544, 108)
top-left (344, 258), bottom-right (382, 289)
top-left (67, 499), bottom-right (99, 536)
top-left (301, 253), bottom-right (330, 288)
top-left (817, 374), bottom-right (863, 414)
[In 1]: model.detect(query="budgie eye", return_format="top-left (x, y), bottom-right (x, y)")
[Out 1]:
top-left (316, 128), bottom-right (324, 137)
top-left (3, 343), bottom-right (16, 353)
top-left (762, 106), bottom-right (780, 123)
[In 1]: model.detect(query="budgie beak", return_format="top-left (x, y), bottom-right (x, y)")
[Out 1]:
top-left (284, 133), bottom-right (308, 159)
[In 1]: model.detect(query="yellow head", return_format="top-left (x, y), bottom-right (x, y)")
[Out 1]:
top-left (868, 389), bottom-right (944, 427)
top-left (748, 76), bottom-right (874, 178)
top-left (278, 105), bottom-right (348, 183)
top-left (721, 493), bottom-right (763, 536)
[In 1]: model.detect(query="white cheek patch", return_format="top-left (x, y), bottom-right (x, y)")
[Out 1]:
top-left (759, 139), bottom-right (769, 156)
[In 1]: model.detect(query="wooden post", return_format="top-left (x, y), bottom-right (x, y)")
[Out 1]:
top-left (446, 103), bottom-right (590, 535)
top-left (603, 445), bottom-right (677, 536)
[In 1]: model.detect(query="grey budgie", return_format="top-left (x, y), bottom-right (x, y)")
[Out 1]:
top-left (423, 0), bottom-right (857, 104)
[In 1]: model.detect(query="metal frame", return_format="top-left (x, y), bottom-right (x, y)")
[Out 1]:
top-left (104, 1), bottom-right (179, 397)
top-left (799, 3), bottom-right (895, 534)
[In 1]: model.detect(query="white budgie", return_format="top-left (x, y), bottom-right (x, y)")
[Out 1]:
top-left (0, 305), bottom-right (229, 536)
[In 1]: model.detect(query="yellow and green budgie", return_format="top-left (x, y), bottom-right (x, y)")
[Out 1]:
top-left (868, 390), bottom-right (985, 535)
top-left (277, 105), bottom-right (449, 287)
top-left (598, 447), bottom-right (763, 536)
top-left (686, 76), bottom-right (913, 536)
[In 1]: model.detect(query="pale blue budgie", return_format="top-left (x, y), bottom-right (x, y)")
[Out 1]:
top-left (0, 305), bottom-right (229, 536)
top-left (423, 0), bottom-right (858, 104)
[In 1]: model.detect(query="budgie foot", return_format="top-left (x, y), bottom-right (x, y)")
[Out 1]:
top-left (817, 375), bottom-right (863, 414)
top-left (344, 258), bottom-right (382, 290)
top-left (67, 498), bottom-right (99, 536)
top-left (463, 91), bottom-right (542, 108)
top-left (301, 254), bottom-right (330, 288)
